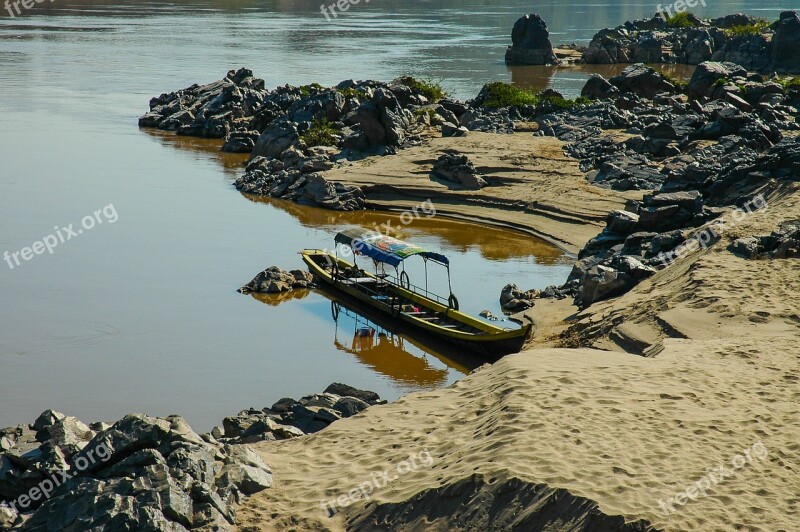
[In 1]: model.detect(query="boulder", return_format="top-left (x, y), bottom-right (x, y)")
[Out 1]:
top-left (609, 64), bottom-right (675, 99)
top-left (430, 153), bottom-right (487, 189)
top-left (238, 266), bottom-right (313, 294)
top-left (771, 11), bottom-right (800, 74)
top-left (323, 383), bottom-right (381, 404)
top-left (581, 74), bottom-right (621, 99)
top-left (505, 14), bottom-right (559, 65)
top-left (578, 265), bottom-right (635, 306)
top-left (687, 62), bottom-right (748, 100)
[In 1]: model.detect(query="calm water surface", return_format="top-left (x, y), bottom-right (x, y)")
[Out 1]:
top-left (0, 0), bottom-right (788, 430)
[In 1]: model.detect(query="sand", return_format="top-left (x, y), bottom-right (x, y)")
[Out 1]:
top-left (236, 134), bottom-right (800, 531)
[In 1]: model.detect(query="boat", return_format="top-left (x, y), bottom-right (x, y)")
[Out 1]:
top-left (301, 228), bottom-right (533, 358)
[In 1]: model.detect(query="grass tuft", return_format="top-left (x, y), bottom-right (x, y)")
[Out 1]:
top-left (300, 116), bottom-right (339, 147)
top-left (395, 76), bottom-right (448, 102)
top-left (480, 82), bottom-right (590, 109)
top-left (664, 12), bottom-right (697, 29)
top-left (724, 19), bottom-right (771, 37)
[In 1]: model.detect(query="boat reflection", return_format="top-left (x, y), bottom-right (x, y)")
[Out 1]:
top-left (323, 287), bottom-right (483, 388)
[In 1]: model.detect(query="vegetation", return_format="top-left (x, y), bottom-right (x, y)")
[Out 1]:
top-left (300, 116), bottom-right (339, 147)
top-left (713, 77), bottom-right (729, 88)
top-left (395, 76), bottom-right (448, 102)
top-left (299, 82), bottom-right (324, 97)
top-left (661, 71), bottom-right (688, 90)
top-left (412, 107), bottom-right (437, 121)
top-left (479, 82), bottom-right (590, 109)
top-left (724, 19), bottom-right (770, 37)
top-left (664, 12), bottom-right (697, 29)
top-left (776, 77), bottom-right (800, 90)
top-left (338, 87), bottom-right (368, 99)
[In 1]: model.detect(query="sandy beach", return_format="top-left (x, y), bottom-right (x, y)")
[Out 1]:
top-left (236, 134), bottom-right (800, 531)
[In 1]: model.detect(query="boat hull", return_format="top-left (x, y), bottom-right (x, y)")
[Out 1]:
top-left (301, 250), bottom-right (532, 358)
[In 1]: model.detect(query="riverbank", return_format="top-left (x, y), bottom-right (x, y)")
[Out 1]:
top-left (232, 125), bottom-right (799, 532)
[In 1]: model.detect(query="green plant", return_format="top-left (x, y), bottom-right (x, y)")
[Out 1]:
top-left (300, 116), bottom-right (339, 147)
top-left (412, 107), bottom-right (437, 121)
top-left (665, 12), bottom-right (697, 29)
top-left (338, 87), bottom-right (367, 99)
top-left (777, 77), bottom-right (800, 90)
top-left (724, 19), bottom-right (770, 37)
top-left (395, 76), bottom-right (448, 102)
top-left (299, 82), bottom-right (324, 97)
top-left (480, 82), bottom-right (539, 108)
top-left (713, 77), bottom-right (729, 88)
top-left (661, 71), bottom-right (688, 90)
top-left (479, 82), bottom-right (589, 109)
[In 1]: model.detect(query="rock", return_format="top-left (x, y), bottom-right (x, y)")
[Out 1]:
top-left (216, 459), bottom-right (272, 496)
top-left (578, 265), bottom-right (635, 307)
top-left (729, 220), bottom-right (800, 259)
top-left (238, 266), bottom-right (313, 294)
top-left (0, 505), bottom-right (17, 529)
top-left (430, 153), bottom-right (487, 189)
top-left (606, 210), bottom-right (640, 234)
top-left (609, 64), bottom-right (676, 99)
top-left (332, 397), bottom-right (371, 418)
top-left (504, 14), bottom-right (559, 65)
top-left (581, 74), bottom-right (621, 99)
top-left (323, 383), bottom-right (380, 404)
top-left (771, 11), bottom-right (800, 74)
top-left (687, 61), bottom-right (748, 100)
top-left (500, 284), bottom-right (539, 312)
top-left (270, 398), bottom-right (297, 414)
top-left (222, 130), bottom-right (260, 153)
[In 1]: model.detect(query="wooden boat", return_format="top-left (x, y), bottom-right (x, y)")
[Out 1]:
top-left (301, 229), bottom-right (532, 358)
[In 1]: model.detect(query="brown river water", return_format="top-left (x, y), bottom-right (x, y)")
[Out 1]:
top-left (0, 0), bottom-right (788, 430)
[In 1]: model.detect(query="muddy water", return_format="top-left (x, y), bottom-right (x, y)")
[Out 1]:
top-left (0, 0), bottom-right (783, 430)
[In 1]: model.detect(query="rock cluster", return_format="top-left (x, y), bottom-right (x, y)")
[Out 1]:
top-left (430, 152), bottom-right (487, 189)
top-left (503, 60), bottom-right (799, 308)
top-left (1, 382), bottom-right (382, 530)
top-left (238, 266), bottom-right (314, 294)
top-left (729, 220), bottom-right (800, 259)
top-left (504, 14), bottom-right (559, 65)
top-left (582, 10), bottom-right (800, 74)
top-left (138, 67), bottom-right (268, 139)
top-left (213, 383), bottom-right (384, 444)
top-left (0, 411), bottom-right (271, 530)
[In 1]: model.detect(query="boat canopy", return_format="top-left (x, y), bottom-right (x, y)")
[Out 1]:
top-left (334, 228), bottom-right (449, 267)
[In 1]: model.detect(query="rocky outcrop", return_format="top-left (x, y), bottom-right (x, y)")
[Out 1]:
top-left (213, 383), bottom-right (384, 444)
top-left (729, 220), bottom-right (800, 259)
top-left (1, 382), bottom-right (382, 529)
top-left (581, 11), bottom-right (800, 74)
top-left (0, 411), bottom-right (271, 530)
top-left (238, 266), bottom-right (314, 294)
top-left (609, 64), bottom-right (676, 99)
top-left (504, 14), bottom-right (559, 65)
top-left (686, 61), bottom-right (748, 100)
top-left (430, 153), bottom-right (487, 189)
top-left (347, 473), bottom-right (655, 531)
top-left (139, 67), bottom-right (268, 138)
top-left (234, 157), bottom-right (366, 211)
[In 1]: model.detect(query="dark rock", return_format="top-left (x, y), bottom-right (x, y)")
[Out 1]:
top-left (581, 74), bottom-right (621, 99)
top-left (578, 265), bottom-right (635, 307)
top-left (609, 64), bottom-right (676, 99)
top-left (505, 14), bottom-right (559, 65)
top-left (323, 383), bottom-right (380, 404)
top-left (687, 61), bottom-right (748, 100)
top-left (238, 266), bottom-right (313, 294)
top-left (430, 153), bottom-right (487, 189)
top-left (771, 12), bottom-right (800, 74)
top-left (332, 397), bottom-right (370, 418)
